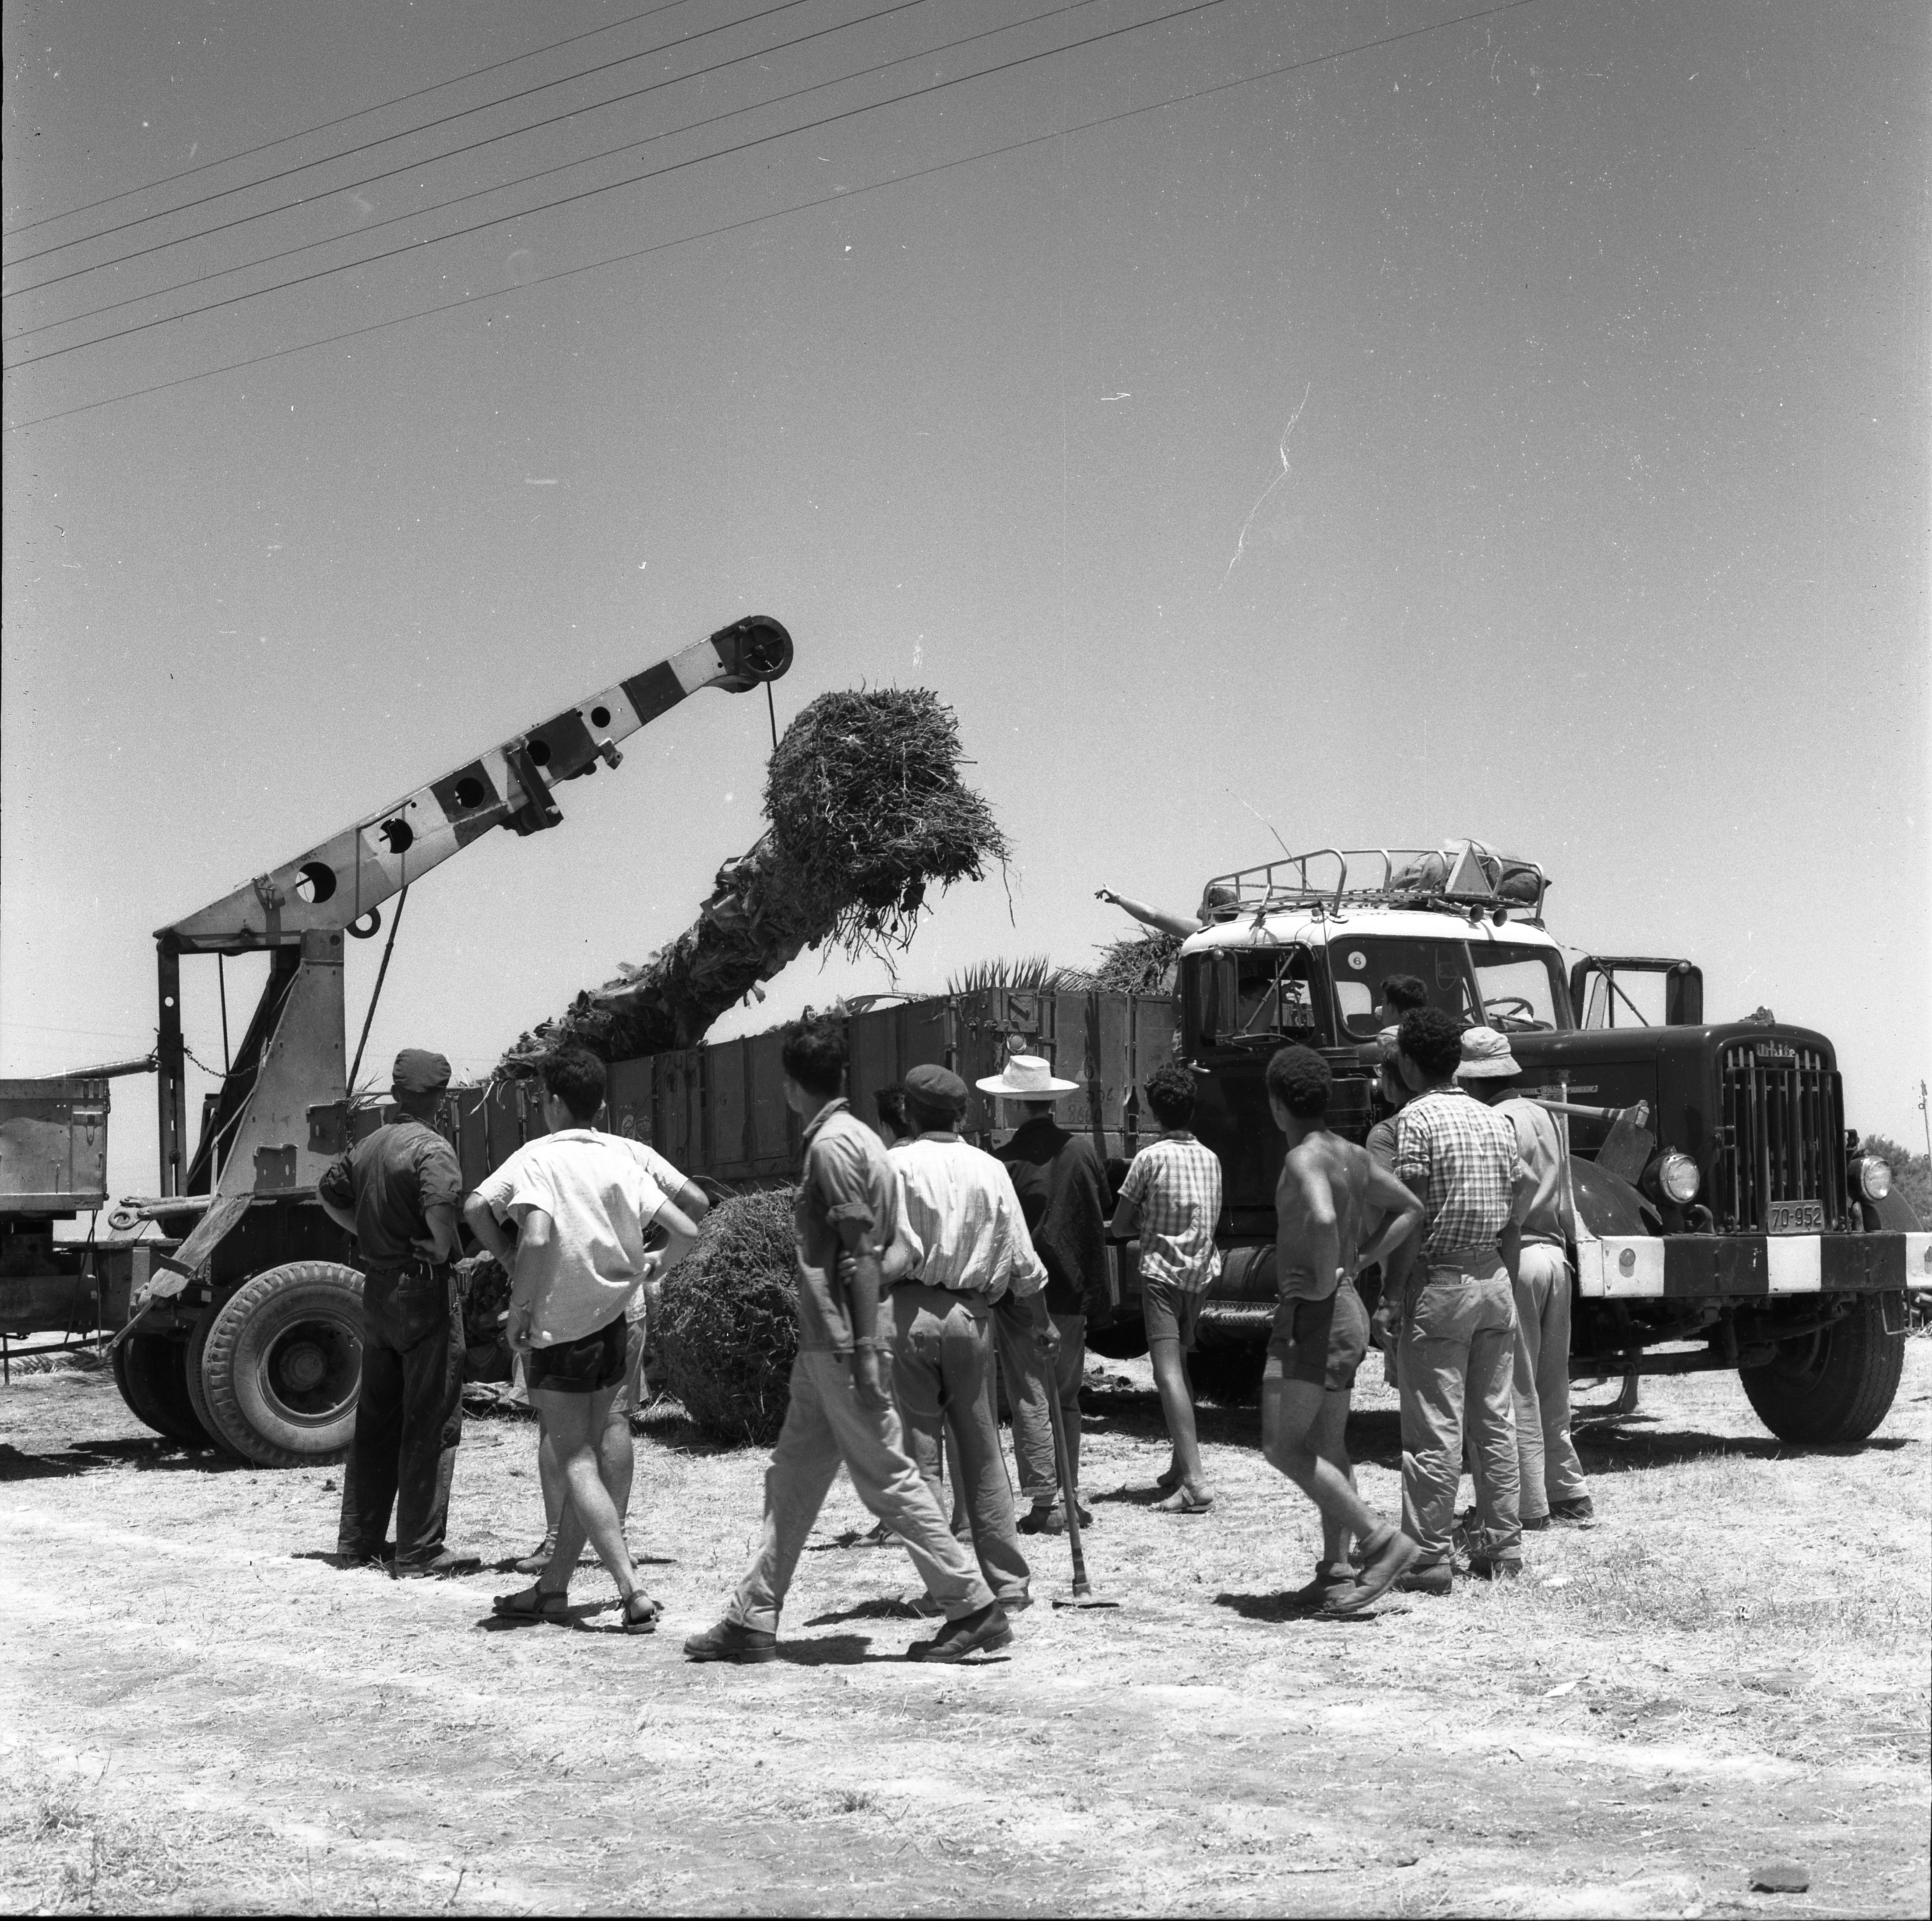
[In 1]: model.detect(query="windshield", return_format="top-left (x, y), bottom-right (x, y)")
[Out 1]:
top-left (1326, 937), bottom-right (1481, 1039)
top-left (1197, 946), bottom-right (1323, 1046)
top-left (1468, 942), bottom-right (1570, 1032)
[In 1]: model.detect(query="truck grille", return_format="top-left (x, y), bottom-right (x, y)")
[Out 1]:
top-left (1714, 1041), bottom-right (1845, 1231)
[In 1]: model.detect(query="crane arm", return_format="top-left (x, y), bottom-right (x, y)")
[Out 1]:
top-left (158, 615), bottom-right (791, 954)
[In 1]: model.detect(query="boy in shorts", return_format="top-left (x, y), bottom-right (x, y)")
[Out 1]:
top-left (465, 1047), bottom-right (701, 1631)
top-left (1262, 1045), bottom-right (1425, 1614)
top-left (1112, 1062), bottom-right (1223, 1513)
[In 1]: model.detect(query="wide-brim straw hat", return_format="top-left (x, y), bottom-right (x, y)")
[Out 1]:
top-left (976, 1054), bottom-right (1080, 1099)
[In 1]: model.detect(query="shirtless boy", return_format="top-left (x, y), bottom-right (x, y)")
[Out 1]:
top-left (1262, 1045), bottom-right (1426, 1614)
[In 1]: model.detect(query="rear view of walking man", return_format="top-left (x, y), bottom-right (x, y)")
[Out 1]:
top-left (685, 1015), bottom-right (1013, 1665)
top-left (318, 1049), bottom-right (471, 1578)
top-left (1261, 1046), bottom-right (1425, 1612)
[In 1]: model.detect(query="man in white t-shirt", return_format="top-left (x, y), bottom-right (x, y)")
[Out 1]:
top-left (465, 1047), bottom-right (700, 1631)
top-left (510, 1135), bottom-right (709, 1577)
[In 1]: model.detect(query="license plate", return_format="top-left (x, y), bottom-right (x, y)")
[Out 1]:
top-left (1767, 1200), bottom-right (1825, 1235)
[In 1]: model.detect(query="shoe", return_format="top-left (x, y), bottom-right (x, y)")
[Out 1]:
top-left (1311, 1560), bottom-right (1356, 1591)
top-left (1151, 1487), bottom-right (1214, 1515)
top-left (1550, 1497), bottom-right (1596, 1525)
top-left (907, 1600), bottom-right (1014, 1663)
top-left (1323, 1526), bottom-right (1420, 1615)
top-left (513, 1534), bottom-right (559, 1575)
top-left (682, 1618), bottom-right (779, 1664)
top-left (1521, 1514), bottom-right (1551, 1532)
top-left (393, 1549), bottom-right (479, 1580)
top-left (1018, 1504), bottom-right (1064, 1536)
top-left (1467, 1557), bottom-right (1522, 1581)
top-left (1395, 1562), bottom-right (1453, 1597)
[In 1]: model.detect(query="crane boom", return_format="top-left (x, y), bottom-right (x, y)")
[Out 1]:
top-left (159, 615), bottom-right (792, 953)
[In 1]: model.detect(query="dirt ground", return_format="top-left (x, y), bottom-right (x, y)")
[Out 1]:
top-left (3, 1337), bottom-right (1928, 1918)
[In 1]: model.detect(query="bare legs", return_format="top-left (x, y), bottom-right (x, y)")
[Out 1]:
top-left (537, 1405), bottom-right (635, 1549)
top-left (531, 1385), bottom-right (648, 1611)
top-left (1262, 1375), bottom-right (1381, 1568)
top-left (1150, 1338), bottom-right (1210, 1500)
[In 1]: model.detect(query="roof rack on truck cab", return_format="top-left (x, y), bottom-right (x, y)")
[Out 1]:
top-left (1200, 839), bottom-right (1549, 925)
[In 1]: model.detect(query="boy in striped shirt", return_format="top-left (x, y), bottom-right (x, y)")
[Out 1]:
top-left (1112, 1063), bottom-right (1224, 1513)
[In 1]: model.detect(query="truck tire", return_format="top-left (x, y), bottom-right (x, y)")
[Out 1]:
top-left (1739, 1294), bottom-right (1906, 1446)
top-left (186, 1311), bottom-right (246, 1459)
top-left (199, 1262), bottom-right (363, 1469)
top-left (112, 1332), bottom-right (216, 1449)
top-left (1188, 1342), bottom-right (1266, 1407)
top-left (1086, 1318), bottom-right (1151, 1361)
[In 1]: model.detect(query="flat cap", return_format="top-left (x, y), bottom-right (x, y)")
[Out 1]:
top-left (904, 1063), bottom-right (969, 1113)
top-left (391, 1048), bottom-right (451, 1096)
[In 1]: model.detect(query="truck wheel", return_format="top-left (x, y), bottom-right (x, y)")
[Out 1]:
top-left (199, 1263), bottom-right (363, 1469)
top-left (112, 1332), bottom-right (216, 1449)
top-left (186, 1311), bottom-right (246, 1459)
top-left (1188, 1343), bottom-right (1266, 1407)
top-left (1739, 1294), bottom-right (1907, 1446)
top-left (1086, 1319), bottom-right (1151, 1361)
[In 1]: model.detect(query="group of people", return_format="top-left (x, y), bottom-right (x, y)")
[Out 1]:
top-left (320, 975), bottom-right (1591, 1652)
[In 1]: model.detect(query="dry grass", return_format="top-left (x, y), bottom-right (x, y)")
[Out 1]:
top-left (1, 1341), bottom-right (1927, 1916)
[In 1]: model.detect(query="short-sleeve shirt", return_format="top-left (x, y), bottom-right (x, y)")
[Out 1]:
top-left (794, 1098), bottom-right (904, 1355)
top-left (318, 1119), bottom-right (461, 1270)
top-left (473, 1129), bottom-right (668, 1346)
top-left (1119, 1132), bottom-right (1223, 1293)
top-left (1495, 1096), bottom-right (1570, 1247)
top-left (1392, 1088), bottom-right (1524, 1265)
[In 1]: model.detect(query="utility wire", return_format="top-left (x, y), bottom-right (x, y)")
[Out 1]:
top-left (6, 0), bottom-right (1229, 373)
top-left (12, 0), bottom-right (1093, 348)
top-left (8, 0), bottom-right (964, 334)
top-left (4, 0), bottom-right (832, 284)
top-left (6, 0), bottom-right (1548, 433)
top-left (3, 0), bottom-right (703, 245)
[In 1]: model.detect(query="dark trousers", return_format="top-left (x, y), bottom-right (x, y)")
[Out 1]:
top-left (337, 1264), bottom-right (464, 1568)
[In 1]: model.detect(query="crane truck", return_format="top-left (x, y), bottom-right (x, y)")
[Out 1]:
top-left (0, 614), bottom-right (792, 1464)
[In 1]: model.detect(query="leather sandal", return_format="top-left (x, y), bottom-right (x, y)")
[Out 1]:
top-left (619, 1591), bottom-right (663, 1634)
top-left (492, 1583), bottom-right (570, 1622)
top-left (1151, 1487), bottom-right (1214, 1515)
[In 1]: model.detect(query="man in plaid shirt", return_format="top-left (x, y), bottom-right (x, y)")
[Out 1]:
top-left (1390, 1007), bottom-right (1533, 1591)
top-left (1112, 1062), bottom-right (1223, 1513)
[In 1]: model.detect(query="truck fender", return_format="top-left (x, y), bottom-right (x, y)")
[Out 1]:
top-left (1570, 1156), bottom-right (1661, 1240)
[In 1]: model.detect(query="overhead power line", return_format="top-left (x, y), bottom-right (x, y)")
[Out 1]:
top-left (4, 0), bottom-right (832, 284)
top-left (4, 0), bottom-right (1548, 434)
top-left (11, 0), bottom-right (1093, 349)
top-left (2, 0), bottom-right (700, 242)
top-left (5, 0), bottom-right (1228, 373)
top-left (6, 0), bottom-right (949, 330)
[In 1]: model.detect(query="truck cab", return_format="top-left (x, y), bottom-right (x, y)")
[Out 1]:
top-left (1174, 841), bottom-right (1929, 1443)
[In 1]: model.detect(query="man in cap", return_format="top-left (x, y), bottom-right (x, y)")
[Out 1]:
top-left (317, 1049), bottom-right (472, 1577)
top-left (988, 1054), bottom-right (1113, 1533)
top-left (685, 1016), bottom-right (1014, 1664)
top-left (1457, 1026), bottom-right (1593, 1529)
top-left (888, 1063), bottom-right (1058, 1613)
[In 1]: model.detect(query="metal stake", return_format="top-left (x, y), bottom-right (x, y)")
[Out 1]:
top-left (1045, 1372), bottom-right (1118, 1608)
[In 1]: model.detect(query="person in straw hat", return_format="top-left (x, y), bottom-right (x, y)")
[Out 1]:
top-left (987, 1054), bottom-right (1114, 1533)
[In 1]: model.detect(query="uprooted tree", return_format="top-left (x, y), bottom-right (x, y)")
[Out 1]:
top-left (503, 687), bottom-right (1010, 1066)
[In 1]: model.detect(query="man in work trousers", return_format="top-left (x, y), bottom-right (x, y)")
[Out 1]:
top-left (988, 1054), bottom-right (1113, 1532)
top-left (1261, 1045), bottom-right (1425, 1611)
top-left (686, 1015), bottom-right (1014, 1665)
top-left (1389, 1008), bottom-right (1534, 1594)
top-left (891, 1064), bottom-right (1057, 1615)
top-left (1455, 1027), bottom-right (1594, 1529)
top-left (317, 1048), bottom-right (472, 1578)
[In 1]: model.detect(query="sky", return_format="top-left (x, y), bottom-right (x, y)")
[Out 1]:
top-left (4, 0), bottom-right (1929, 1203)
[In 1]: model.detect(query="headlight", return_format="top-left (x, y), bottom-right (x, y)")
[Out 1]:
top-left (1655, 1150), bottom-right (1700, 1204)
top-left (1851, 1155), bottom-right (1892, 1201)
